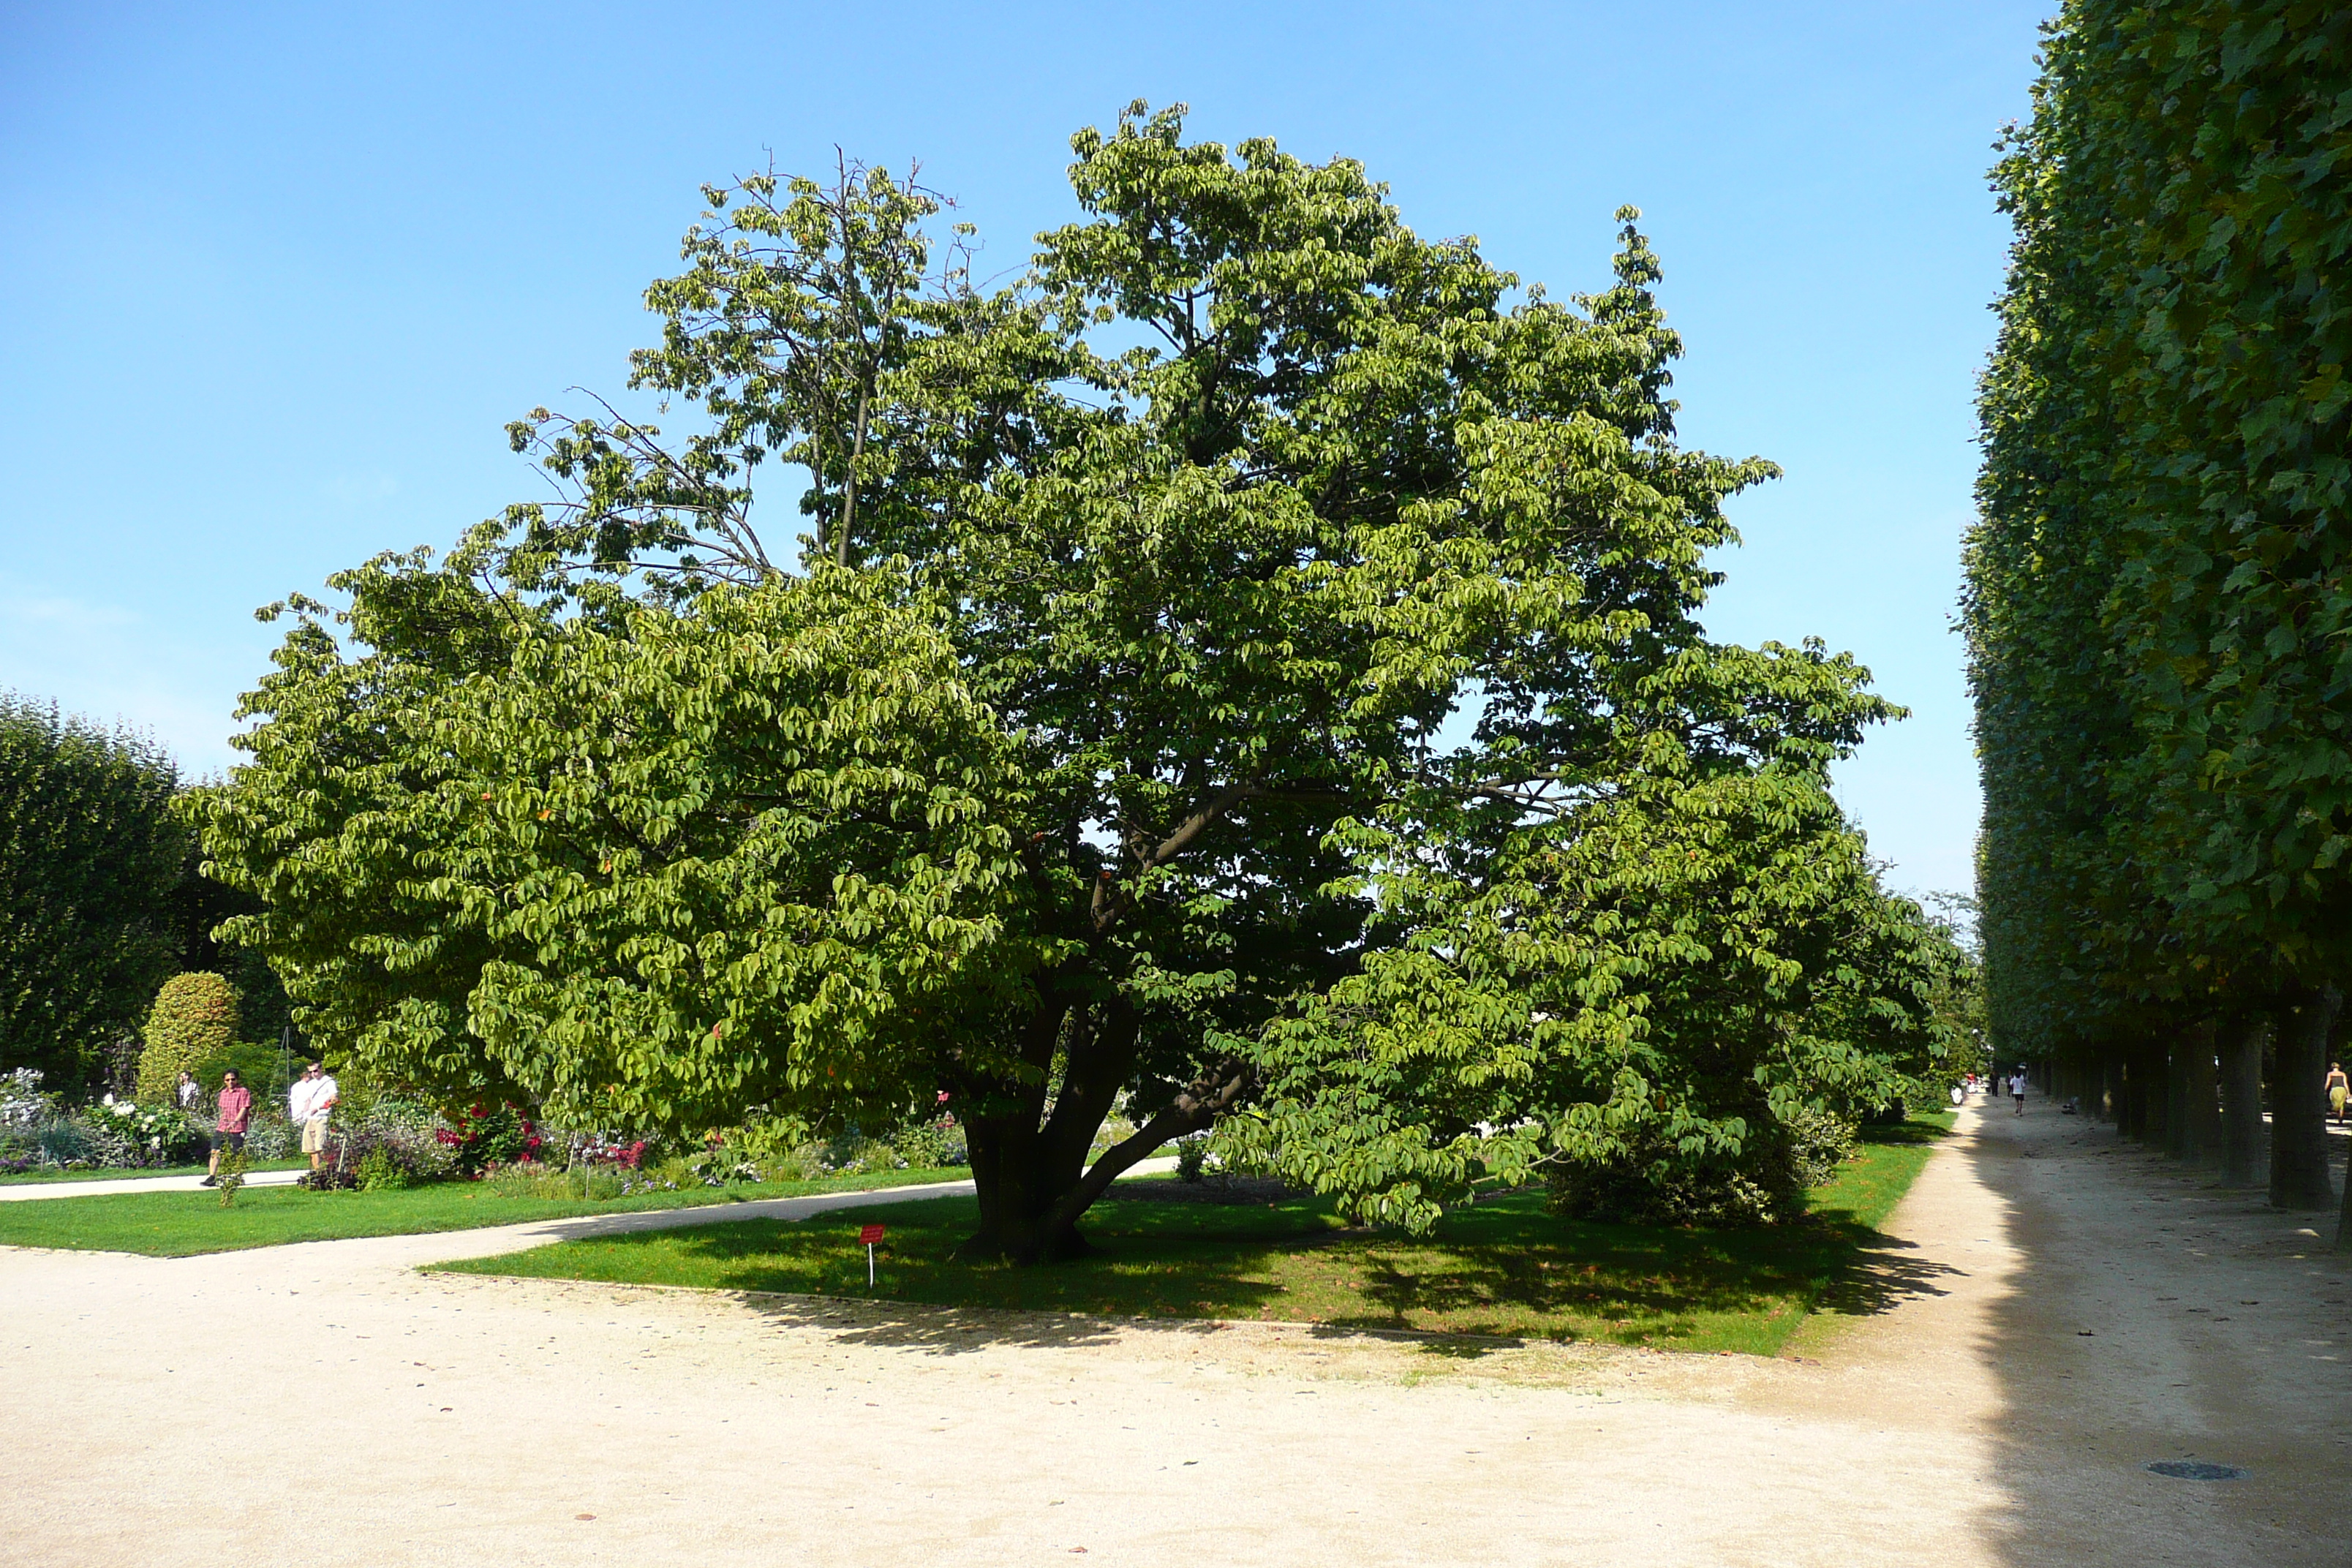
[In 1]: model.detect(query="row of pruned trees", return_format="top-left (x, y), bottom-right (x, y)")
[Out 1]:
top-left (1966, 1), bottom-right (2352, 1241)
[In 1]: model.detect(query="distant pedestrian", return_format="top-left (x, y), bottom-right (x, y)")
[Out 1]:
top-left (2326, 1061), bottom-right (2349, 1126)
top-left (202, 1071), bottom-right (252, 1186)
top-left (2010, 1070), bottom-right (2028, 1116)
top-left (290, 1060), bottom-right (339, 1172)
top-left (176, 1071), bottom-right (200, 1112)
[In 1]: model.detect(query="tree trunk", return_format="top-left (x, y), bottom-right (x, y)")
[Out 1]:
top-left (2269, 987), bottom-right (2338, 1211)
top-left (2179, 1018), bottom-right (2220, 1164)
top-left (2121, 1052), bottom-right (2149, 1140)
top-left (2220, 1014), bottom-right (2269, 1188)
top-left (2163, 1039), bottom-right (2189, 1158)
top-left (2141, 1044), bottom-right (2171, 1146)
top-left (957, 998), bottom-right (1251, 1264)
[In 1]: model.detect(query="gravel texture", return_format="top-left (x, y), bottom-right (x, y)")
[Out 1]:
top-left (1, 1100), bottom-right (2343, 1567)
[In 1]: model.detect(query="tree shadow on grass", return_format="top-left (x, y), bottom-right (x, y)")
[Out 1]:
top-left (1305, 1199), bottom-right (1963, 1350)
top-left (1858, 1118), bottom-right (1958, 1147)
top-left (453, 1184), bottom-right (1964, 1357)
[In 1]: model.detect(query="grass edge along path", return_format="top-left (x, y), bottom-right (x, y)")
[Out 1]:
top-left (0, 1166), bottom-right (975, 1256)
top-left (435, 1114), bottom-right (1959, 1358)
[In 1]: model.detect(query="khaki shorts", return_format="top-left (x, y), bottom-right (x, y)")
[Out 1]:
top-left (301, 1115), bottom-right (331, 1153)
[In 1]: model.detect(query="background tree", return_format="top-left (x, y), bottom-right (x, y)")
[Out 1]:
top-left (0, 693), bottom-right (186, 1092)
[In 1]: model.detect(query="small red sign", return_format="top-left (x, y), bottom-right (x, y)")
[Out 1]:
top-left (859, 1224), bottom-right (886, 1245)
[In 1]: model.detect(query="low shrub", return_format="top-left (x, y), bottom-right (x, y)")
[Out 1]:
top-left (0, 1074), bottom-right (83, 1172)
top-left (441, 1104), bottom-right (540, 1175)
top-left (686, 1147), bottom-right (771, 1187)
top-left (576, 1136), bottom-right (650, 1169)
top-left (354, 1146), bottom-right (415, 1192)
top-left (1, 1068), bottom-right (55, 1130)
top-left (1175, 1137), bottom-right (1209, 1183)
top-left (892, 1115), bottom-right (968, 1170)
top-left (78, 1099), bottom-right (205, 1166)
top-left (28, 1117), bottom-right (99, 1168)
top-left (241, 1115), bottom-right (295, 1161)
top-left (326, 1123), bottom-right (452, 1189)
top-left (480, 1158), bottom-right (679, 1202)
top-left (1545, 1106), bottom-right (1857, 1226)
top-left (361, 1098), bottom-right (459, 1178)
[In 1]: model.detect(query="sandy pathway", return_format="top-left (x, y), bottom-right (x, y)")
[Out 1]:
top-left (1, 1101), bottom-right (2343, 1567)
top-left (0, 1169), bottom-right (307, 1202)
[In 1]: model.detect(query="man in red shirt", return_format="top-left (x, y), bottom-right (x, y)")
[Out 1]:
top-left (202, 1070), bottom-right (253, 1187)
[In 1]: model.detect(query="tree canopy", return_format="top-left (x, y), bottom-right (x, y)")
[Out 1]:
top-left (201, 105), bottom-right (1959, 1259)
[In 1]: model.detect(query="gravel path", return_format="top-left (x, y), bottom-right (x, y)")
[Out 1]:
top-left (0, 1169), bottom-right (308, 1202)
top-left (1, 1103), bottom-right (2342, 1566)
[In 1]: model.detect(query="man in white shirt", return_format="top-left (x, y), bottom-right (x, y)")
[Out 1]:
top-left (290, 1061), bottom-right (339, 1171)
top-left (2009, 1070), bottom-right (2028, 1117)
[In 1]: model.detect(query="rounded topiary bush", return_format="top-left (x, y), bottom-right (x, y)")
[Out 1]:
top-left (134, 972), bottom-right (239, 1105)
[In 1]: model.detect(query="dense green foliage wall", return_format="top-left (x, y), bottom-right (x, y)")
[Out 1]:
top-left (1967, 2), bottom-right (2351, 1216)
top-left (0, 695), bottom-right (186, 1089)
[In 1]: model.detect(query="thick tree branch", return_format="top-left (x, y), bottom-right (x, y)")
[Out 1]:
top-left (1053, 1060), bottom-right (1254, 1225)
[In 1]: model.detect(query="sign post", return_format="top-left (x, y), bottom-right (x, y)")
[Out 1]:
top-left (859, 1223), bottom-right (886, 1288)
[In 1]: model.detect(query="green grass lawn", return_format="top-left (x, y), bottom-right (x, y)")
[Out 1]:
top-left (0, 1167), bottom-right (972, 1256)
top-left (437, 1115), bottom-right (1958, 1357)
top-left (0, 1159), bottom-right (310, 1186)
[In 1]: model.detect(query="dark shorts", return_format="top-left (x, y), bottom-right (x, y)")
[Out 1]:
top-left (211, 1131), bottom-right (246, 1153)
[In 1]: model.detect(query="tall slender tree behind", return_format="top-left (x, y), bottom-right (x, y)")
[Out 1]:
top-left (0, 694), bottom-right (186, 1090)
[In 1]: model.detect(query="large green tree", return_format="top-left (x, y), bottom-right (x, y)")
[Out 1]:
top-left (205, 106), bottom-right (1949, 1259)
top-left (0, 694), bottom-right (186, 1090)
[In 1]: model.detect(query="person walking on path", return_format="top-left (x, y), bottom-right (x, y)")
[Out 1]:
top-left (290, 1062), bottom-right (338, 1172)
top-left (202, 1071), bottom-right (252, 1187)
top-left (2327, 1061), bottom-right (2349, 1126)
top-left (2010, 1070), bottom-right (2028, 1116)
top-left (176, 1071), bottom-right (200, 1112)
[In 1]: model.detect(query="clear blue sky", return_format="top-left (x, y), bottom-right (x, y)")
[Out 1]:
top-left (0, 0), bottom-right (2053, 902)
